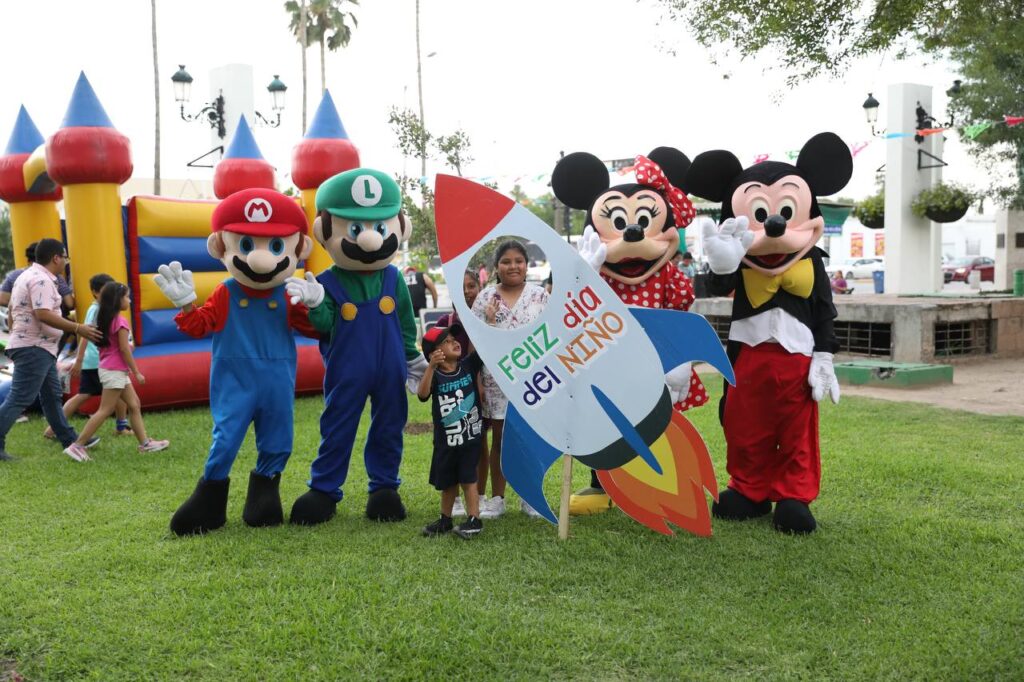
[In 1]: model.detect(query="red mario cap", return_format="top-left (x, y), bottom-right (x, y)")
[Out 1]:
top-left (212, 188), bottom-right (309, 237)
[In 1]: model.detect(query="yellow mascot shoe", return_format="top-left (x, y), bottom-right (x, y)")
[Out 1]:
top-left (568, 487), bottom-right (614, 515)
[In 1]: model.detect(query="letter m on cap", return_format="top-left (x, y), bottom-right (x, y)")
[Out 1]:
top-left (245, 198), bottom-right (273, 222)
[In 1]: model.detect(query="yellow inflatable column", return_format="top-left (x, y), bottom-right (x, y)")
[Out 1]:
top-left (0, 107), bottom-right (63, 267)
top-left (45, 73), bottom-right (132, 324)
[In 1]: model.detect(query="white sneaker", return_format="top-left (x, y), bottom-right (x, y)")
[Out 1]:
top-left (452, 496), bottom-right (467, 517)
top-left (521, 499), bottom-right (544, 519)
top-left (480, 495), bottom-right (505, 519)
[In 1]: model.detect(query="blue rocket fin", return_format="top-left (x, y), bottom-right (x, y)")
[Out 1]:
top-left (629, 307), bottom-right (735, 385)
top-left (591, 385), bottom-right (662, 475)
top-left (502, 405), bottom-right (562, 524)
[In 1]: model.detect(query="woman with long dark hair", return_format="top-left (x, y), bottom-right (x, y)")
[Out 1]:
top-left (63, 282), bottom-right (169, 461)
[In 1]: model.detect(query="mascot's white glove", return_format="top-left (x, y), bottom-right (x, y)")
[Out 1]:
top-left (406, 356), bottom-right (428, 394)
top-left (808, 351), bottom-right (841, 404)
top-left (665, 362), bottom-right (693, 404)
top-left (154, 261), bottom-right (197, 308)
top-left (576, 225), bottom-right (607, 271)
top-left (700, 215), bottom-right (754, 275)
top-left (285, 272), bottom-right (325, 308)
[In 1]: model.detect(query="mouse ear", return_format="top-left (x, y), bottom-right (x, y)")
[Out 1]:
top-left (684, 150), bottom-right (743, 202)
top-left (551, 152), bottom-right (610, 210)
top-left (797, 132), bottom-right (853, 196)
top-left (646, 146), bottom-right (691, 190)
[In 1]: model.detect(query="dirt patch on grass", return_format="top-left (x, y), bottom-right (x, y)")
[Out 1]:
top-left (1, 658), bottom-right (23, 682)
top-left (403, 422), bottom-right (432, 436)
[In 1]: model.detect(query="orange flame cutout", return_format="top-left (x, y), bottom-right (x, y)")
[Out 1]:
top-left (596, 411), bottom-right (718, 536)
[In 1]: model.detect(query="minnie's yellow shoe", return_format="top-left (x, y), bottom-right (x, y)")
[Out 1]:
top-left (568, 487), bottom-right (614, 515)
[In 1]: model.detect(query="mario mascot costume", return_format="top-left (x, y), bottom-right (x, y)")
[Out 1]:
top-left (551, 147), bottom-right (709, 515)
top-left (162, 188), bottom-right (316, 536)
top-left (286, 168), bottom-right (428, 525)
top-left (686, 132), bottom-right (853, 534)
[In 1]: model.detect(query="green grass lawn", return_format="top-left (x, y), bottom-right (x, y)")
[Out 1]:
top-left (1, 386), bottom-right (1022, 680)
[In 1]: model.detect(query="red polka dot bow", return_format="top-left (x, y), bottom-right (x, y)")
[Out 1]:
top-left (633, 155), bottom-right (696, 229)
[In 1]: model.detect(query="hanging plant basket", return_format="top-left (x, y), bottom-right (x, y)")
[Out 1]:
top-left (861, 213), bottom-right (885, 229)
top-left (924, 204), bottom-right (968, 223)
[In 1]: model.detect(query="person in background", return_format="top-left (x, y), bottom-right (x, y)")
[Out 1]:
top-left (62, 282), bottom-right (169, 461)
top-left (43, 273), bottom-right (132, 441)
top-left (0, 241), bottom-right (75, 311)
top-left (830, 270), bottom-right (853, 295)
top-left (471, 240), bottom-right (549, 519)
top-left (403, 265), bottom-right (439, 325)
top-left (679, 251), bottom-right (697, 279)
top-left (0, 239), bottom-right (101, 461)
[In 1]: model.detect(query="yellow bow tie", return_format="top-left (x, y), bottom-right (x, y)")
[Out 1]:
top-left (741, 258), bottom-right (815, 309)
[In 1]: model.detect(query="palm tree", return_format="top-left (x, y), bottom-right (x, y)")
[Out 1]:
top-left (284, 0), bottom-right (311, 132)
top-left (151, 0), bottom-right (161, 195)
top-left (308, 0), bottom-right (359, 95)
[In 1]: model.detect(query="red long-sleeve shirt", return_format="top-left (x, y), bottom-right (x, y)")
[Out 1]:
top-left (174, 282), bottom-right (319, 339)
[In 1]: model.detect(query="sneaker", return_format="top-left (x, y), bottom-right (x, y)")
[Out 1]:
top-left (84, 436), bottom-right (101, 449)
top-left (115, 420), bottom-right (132, 435)
top-left (479, 495), bottom-right (505, 519)
top-left (422, 515), bottom-right (454, 537)
top-left (0, 450), bottom-right (16, 462)
top-left (138, 438), bottom-right (170, 453)
top-left (15, 414), bottom-right (28, 424)
top-left (454, 515), bottom-right (483, 539)
top-left (63, 442), bottom-right (91, 462)
top-left (43, 427), bottom-right (56, 440)
top-left (521, 499), bottom-right (545, 519)
top-left (451, 496), bottom-right (467, 517)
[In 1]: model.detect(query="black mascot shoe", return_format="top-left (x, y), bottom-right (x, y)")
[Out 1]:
top-left (773, 499), bottom-right (817, 534)
top-left (289, 488), bottom-right (337, 526)
top-left (242, 471), bottom-right (284, 528)
top-left (170, 477), bottom-right (230, 536)
top-left (366, 488), bottom-right (407, 522)
top-left (711, 487), bottom-right (772, 521)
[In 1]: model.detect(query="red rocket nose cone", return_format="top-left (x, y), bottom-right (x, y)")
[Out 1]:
top-left (434, 174), bottom-right (514, 263)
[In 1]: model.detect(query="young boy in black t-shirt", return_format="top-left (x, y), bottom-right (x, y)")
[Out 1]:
top-left (417, 324), bottom-right (485, 539)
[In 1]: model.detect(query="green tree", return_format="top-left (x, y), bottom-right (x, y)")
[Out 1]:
top-left (306, 0), bottom-right (359, 95)
top-left (659, 0), bottom-right (1024, 206)
top-left (0, 207), bottom-right (14, 276)
top-left (284, 0), bottom-right (310, 132)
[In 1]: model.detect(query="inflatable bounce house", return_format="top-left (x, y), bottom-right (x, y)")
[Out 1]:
top-left (0, 72), bottom-right (359, 408)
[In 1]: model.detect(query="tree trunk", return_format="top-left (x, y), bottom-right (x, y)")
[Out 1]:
top-left (300, 0), bottom-right (308, 134)
top-left (415, 0), bottom-right (426, 184)
top-left (320, 37), bottom-right (326, 95)
top-left (1016, 141), bottom-right (1024, 209)
top-left (151, 0), bottom-right (161, 195)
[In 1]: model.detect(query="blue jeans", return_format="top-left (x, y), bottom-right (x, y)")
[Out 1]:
top-left (0, 346), bottom-right (77, 450)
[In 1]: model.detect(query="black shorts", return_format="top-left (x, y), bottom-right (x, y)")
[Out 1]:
top-left (77, 369), bottom-right (103, 396)
top-left (429, 442), bottom-right (480, 490)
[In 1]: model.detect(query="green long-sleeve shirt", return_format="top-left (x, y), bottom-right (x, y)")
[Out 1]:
top-left (309, 265), bottom-right (419, 360)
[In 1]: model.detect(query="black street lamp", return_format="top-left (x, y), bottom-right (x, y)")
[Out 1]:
top-left (171, 65), bottom-right (286, 140)
top-left (862, 92), bottom-right (882, 137)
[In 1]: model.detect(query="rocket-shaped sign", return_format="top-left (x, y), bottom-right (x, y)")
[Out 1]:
top-left (435, 175), bottom-right (735, 536)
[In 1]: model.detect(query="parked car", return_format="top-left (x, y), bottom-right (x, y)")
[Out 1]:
top-left (942, 256), bottom-right (994, 283)
top-left (826, 257), bottom-right (884, 279)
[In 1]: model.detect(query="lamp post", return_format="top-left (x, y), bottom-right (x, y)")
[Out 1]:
top-left (171, 65), bottom-right (286, 167)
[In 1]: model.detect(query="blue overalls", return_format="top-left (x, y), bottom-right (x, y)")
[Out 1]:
top-left (308, 266), bottom-right (407, 501)
top-left (204, 279), bottom-right (296, 481)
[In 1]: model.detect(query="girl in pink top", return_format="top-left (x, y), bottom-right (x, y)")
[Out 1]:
top-left (63, 283), bottom-right (169, 461)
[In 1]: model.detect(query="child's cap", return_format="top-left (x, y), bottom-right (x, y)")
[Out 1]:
top-left (422, 322), bottom-right (463, 360)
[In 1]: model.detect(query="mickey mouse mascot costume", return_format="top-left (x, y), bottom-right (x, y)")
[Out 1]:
top-left (286, 168), bottom-right (427, 525)
top-left (551, 147), bottom-right (709, 515)
top-left (162, 188), bottom-right (316, 536)
top-left (686, 132), bottom-right (852, 534)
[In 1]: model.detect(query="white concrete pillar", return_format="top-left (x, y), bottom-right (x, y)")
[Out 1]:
top-left (885, 83), bottom-right (943, 295)
top-left (994, 209), bottom-right (1024, 290)
top-left (209, 64), bottom-right (256, 148)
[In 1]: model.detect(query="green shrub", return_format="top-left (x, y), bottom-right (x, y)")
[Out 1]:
top-left (853, 190), bottom-right (884, 226)
top-left (911, 182), bottom-right (975, 218)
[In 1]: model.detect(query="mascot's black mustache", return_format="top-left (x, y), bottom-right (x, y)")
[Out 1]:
top-left (342, 233), bottom-right (399, 264)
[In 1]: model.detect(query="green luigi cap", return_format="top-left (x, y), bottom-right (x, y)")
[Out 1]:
top-left (316, 168), bottom-right (402, 221)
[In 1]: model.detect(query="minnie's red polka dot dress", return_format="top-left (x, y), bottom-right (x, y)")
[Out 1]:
top-left (601, 264), bottom-right (709, 412)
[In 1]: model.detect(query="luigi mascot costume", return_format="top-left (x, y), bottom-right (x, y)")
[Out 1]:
top-left (287, 169), bottom-right (428, 525)
top-left (160, 188), bottom-right (317, 536)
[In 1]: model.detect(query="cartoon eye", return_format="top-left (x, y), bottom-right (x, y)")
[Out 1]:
top-left (348, 223), bottom-right (364, 239)
top-left (239, 236), bottom-right (255, 254)
top-left (608, 207), bottom-right (628, 230)
top-left (751, 199), bottom-right (770, 224)
top-left (269, 238), bottom-right (285, 255)
top-left (635, 207), bottom-right (654, 229)
top-left (778, 199), bottom-right (797, 221)
top-left (374, 222), bottom-right (388, 236)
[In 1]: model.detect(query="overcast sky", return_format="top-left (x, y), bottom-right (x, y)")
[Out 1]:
top-left (0, 0), bottom-right (984, 202)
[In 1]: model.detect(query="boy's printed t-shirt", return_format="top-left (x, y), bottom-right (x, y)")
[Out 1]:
top-left (82, 303), bottom-right (100, 370)
top-left (431, 353), bottom-right (484, 450)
